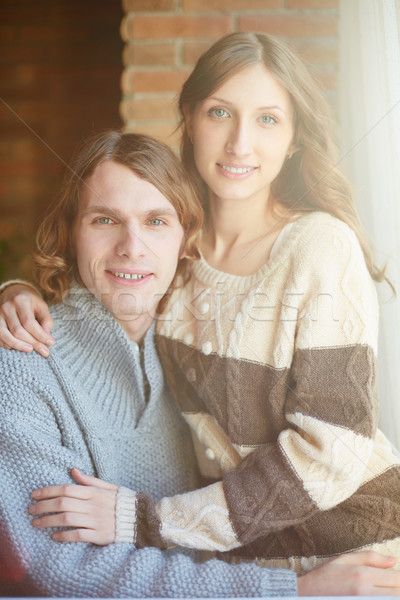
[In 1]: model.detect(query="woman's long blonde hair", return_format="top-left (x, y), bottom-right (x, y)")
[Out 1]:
top-left (35, 130), bottom-right (203, 304)
top-left (179, 32), bottom-right (385, 283)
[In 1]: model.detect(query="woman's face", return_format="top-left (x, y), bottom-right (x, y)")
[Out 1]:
top-left (188, 64), bottom-right (295, 207)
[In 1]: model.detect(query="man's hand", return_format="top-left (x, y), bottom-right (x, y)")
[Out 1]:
top-left (28, 469), bottom-right (118, 545)
top-left (0, 283), bottom-right (54, 355)
top-left (298, 551), bottom-right (400, 596)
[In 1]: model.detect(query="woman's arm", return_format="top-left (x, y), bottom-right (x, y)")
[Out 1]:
top-left (25, 475), bottom-right (400, 595)
top-left (0, 281), bottom-right (54, 354)
top-left (28, 220), bottom-right (387, 557)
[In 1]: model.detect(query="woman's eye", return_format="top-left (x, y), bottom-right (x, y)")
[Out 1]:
top-left (149, 218), bottom-right (163, 226)
top-left (209, 108), bottom-right (229, 119)
top-left (259, 114), bottom-right (278, 126)
top-left (97, 217), bottom-right (114, 224)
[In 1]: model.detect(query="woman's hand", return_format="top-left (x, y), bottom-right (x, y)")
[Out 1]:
top-left (297, 551), bottom-right (400, 596)
top-left (0, 283), bottom-right (54, 355)
top-left (29, 468), bottom-right (118, 545)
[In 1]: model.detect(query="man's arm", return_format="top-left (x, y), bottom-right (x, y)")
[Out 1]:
top-left (2, 374), bottom-right (400, 597)
top-left (0, 359), bottom-right (296, 598)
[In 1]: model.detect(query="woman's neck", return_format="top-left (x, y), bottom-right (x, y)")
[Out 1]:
top-left (201, 195), bottom-right (287, 276)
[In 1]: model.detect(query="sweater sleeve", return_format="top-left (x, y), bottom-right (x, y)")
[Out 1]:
top-left (0, 363), bottom-right (297, 598)
top-left (124, 220), bottom-right (385, 553)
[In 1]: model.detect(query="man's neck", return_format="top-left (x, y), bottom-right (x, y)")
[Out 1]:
top-left (115, 312), bottom-right (154, 345)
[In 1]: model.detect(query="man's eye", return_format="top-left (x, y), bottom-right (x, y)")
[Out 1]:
top-left (97, 217), bottom-right (114, 224)
top-left (149, 218), bottom-right (163, 226)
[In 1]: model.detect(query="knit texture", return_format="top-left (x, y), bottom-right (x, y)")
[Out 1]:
top-left (150, 212), bottom-right (400, 571)
top-left (0, 286), bottom-right (297, 597)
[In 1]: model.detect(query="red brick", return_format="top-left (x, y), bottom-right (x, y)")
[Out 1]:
top-left (310, 67), bottom-right (338, 91)
top-left (183, 0), bottom-right (282, 9)
top-left (123, 0), bottom-right (175, 12)
top-left (0, 64), bottom-right (38, 88)
top-left (0, 6), bottom-right (45, 25)
top-left (0, 27), bottom-right (15, 43)
top-left (0, 139), bottom-right (35, 159)
top-left (122, 68), bottom-right (191, 93)
top-left (120, 96), bottom-right (177, 121)
top-left (0, 159), bottom-right (38, 178)
top-left (238, 14), bottom-right (338, 37)
top-left (126, 15), bottom-right (232, 40)
top-left (123, 42), bottom-right (176, 66)
top-left (183, 40), bottom-right (215, 65)
top-left (291, 39), bottom-right (338, 65)
top-left (0, 219), bottom-right (18, 239)
top-left (49, 3), bottom-right (122, 22)
top-left (285, 0), bottom-right (338, 8)
top-left (0, 44), bottom-right (47, 63)
top-left (19, 25), bottom-right (86, 44)
top-left (123, 120), bottom-right (181, 148)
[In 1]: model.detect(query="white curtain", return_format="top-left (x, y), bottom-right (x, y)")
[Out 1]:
top-left (339, 0), bottom-right (400, 447)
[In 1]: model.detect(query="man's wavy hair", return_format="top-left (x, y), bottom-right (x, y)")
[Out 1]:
top-left (179, 32), bottom-right (386, 284)
top-left (35, 131), bottom-right (203, 306)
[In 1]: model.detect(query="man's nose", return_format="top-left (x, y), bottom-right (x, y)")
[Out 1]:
top-left (116, 225), bottom-right (146, 259)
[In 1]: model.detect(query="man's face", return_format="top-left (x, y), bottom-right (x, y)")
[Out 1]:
top-left (74, 160), bottom-right (184, 341)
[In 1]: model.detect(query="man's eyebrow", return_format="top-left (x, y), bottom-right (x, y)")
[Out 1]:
top-left (145, 207), bottom-right (178, 217)
top-left (80, 204), bottom-right (122, 218)
top-left (80, 205), bottom-right (178, 218)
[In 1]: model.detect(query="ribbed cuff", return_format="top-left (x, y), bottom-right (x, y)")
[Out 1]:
top-left (115, 486), bottom-right (138, 543)
top-left (0, 279), bottom-right (42, 296)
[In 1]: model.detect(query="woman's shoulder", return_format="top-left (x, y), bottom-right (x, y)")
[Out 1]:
top-left (289, 211), bottom-right (363, 261)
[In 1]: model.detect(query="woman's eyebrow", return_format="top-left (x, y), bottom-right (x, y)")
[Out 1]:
top-left (205, 96), bottom-right (287, 114)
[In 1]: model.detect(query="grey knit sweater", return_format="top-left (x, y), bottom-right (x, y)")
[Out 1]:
top-left (0, 286), bottom-right (297, 597)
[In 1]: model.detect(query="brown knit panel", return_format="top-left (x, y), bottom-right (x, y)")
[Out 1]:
top-left (156, 336), bottom-right (377, 444)
top-left (135, 493), bottom-right (167, 550)
top-left (156, 335), bottom-right (290, 445)
top-left (287, 344), bottom-right (378, 438)
top-left (222, 465), bottom-right (400, 560)
top-left (223, 443), bottom-right (317, 545)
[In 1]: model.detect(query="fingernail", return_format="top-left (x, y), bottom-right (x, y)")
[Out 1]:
top-left (46, 338), bottom-right (55, 346)
top-left (32, 490), bottom-right (41, 498)
top-left (28, 505), bottom-right (36, 514)
top-left (32, 518), bottom-right (41, 527)
top-left (39, 347), bottom-right (50, 357)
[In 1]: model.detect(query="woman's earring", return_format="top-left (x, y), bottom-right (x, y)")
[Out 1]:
top-left (286, 147), bottom-right (299, 160)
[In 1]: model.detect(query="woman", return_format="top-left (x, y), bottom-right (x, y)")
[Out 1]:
top-left (2, 32), bottom-right (400, 574)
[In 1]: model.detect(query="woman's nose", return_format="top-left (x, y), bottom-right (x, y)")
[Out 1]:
top-left (225, 121), bottom-right (252, 157)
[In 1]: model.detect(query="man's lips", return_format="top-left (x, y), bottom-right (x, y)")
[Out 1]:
top-left (106, 270), bottom-right (153, 284)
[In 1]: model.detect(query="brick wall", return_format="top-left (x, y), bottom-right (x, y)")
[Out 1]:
top-left (120, 0), bottom-right (339, 147)
top-left (1, 1), bottom-right (339, 281)
top-left (0, 0), bottom-right (123, 280)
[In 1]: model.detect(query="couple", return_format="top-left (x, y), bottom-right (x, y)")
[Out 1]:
top-left (1, 32), bottom-right (400, 596)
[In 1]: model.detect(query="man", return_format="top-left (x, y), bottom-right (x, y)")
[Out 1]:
top-left (1, 131), bottom-right (400, 597)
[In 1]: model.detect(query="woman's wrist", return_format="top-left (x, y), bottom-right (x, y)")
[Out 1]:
top-left (115, 486), bottom-right (138, 543)
top-left (0, 279), bottom-right (42, 297)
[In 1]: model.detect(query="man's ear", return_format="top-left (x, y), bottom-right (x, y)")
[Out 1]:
top-left (178, 236), bottom-right (189, 260)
